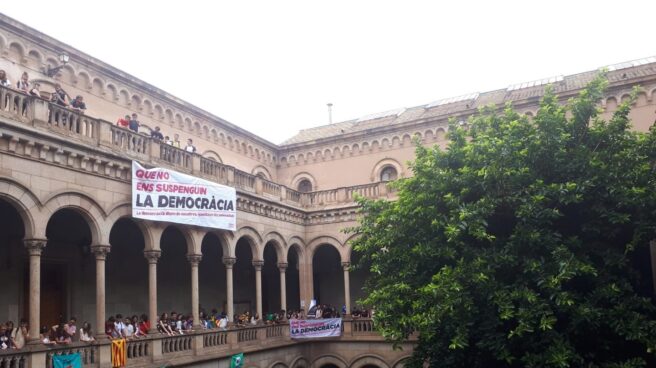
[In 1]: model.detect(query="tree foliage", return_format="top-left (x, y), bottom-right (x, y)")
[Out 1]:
top-left (350, 74), bottom-right (656, 367)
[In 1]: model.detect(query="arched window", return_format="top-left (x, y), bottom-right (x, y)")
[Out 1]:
top-left (297, 179), bottom-right (313, 193)
top-left (380, 166), bottom-right (398, 182)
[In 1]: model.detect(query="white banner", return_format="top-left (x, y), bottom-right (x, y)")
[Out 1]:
top-left (289, 319), bottom-right (342, 339)
top-left (131, 161), bottom-right (236, 230)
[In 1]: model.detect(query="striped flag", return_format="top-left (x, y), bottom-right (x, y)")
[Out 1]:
top-left (111, 338), bottom-right (127, 367)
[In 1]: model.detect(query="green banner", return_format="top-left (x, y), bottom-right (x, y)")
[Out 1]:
top-left (230, 353), bottom-right (244, 368)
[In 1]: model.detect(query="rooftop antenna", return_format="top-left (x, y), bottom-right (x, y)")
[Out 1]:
top-left (327, 103), bottom-right (333, 124)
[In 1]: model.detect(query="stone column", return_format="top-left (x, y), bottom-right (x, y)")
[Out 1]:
top-left (144, 250), bottom-right (161, 333)
top-left (278, 263), bottom-right (288, 314)
top-left (253, 260), bottom-right (264, 320)
top-left (223, 257), bottom-right (236, 322)
top-left (188, 254), bottom-right (202, 328)
top-left (342, 262), bottom-right (351, 316)
top-left (92, 245), bottom-right (111, 339)
top-left (24, 239), bottom-right (46, 342)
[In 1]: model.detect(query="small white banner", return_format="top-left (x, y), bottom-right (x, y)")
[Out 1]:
top-left (289, 319), bottom-right (342, 339)
top-left (131, 161), bottom-right (237, 230)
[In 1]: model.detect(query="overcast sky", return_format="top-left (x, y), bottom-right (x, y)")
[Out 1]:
top-left (3, 1), bottom-right (654, 144)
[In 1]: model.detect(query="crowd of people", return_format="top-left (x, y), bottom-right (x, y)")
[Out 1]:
top-left (115, 115), bottom-right (197, 153)
top-left (0, 304), bottom-right (373, 349)
top-left (0, 69), bottom-right (87, 114)
top-left (0, 68), bottom-right (200, 153)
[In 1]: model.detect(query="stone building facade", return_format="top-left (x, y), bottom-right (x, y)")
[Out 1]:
top-left (0, 13), bottom-right (655, 368)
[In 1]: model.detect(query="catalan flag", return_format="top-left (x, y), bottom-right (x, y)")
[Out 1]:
top-left (111, 338), bottom-right (127, 367)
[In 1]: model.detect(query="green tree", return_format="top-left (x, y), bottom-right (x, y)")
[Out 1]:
top-left (350, 74), bottom-right (656, 367)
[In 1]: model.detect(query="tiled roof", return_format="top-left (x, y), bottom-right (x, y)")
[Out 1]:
top-left (281, 56), bottom-right (656, 146)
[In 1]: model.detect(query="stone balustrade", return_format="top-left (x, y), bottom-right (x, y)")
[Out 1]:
top-left (0, 319), bottom-right (398, 368)
top-left (0, 84), bottom-right (396, 210)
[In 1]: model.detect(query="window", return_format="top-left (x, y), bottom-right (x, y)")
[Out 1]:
top-left (380, 166), bottom-right (398, 182)
top-left (297, 179), bottom-right (313, 193)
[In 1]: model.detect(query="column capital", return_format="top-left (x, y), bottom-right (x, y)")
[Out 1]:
top-left (252, 260), bottom-right (264, 270)
top-left (277, 262), bottom-right (288, 272)
top-left (91, 244), bottom-right (111, 260)
top-left (187, 254), bottom-right (202, 265)
top-left (223, 257), bottom-right (236, 268)
top-left (24, 238), bottom-right (47, 256)
top-left (341, 262), bottom-right (351, 271)
top-left (144, 250), bottom-right (161, 264)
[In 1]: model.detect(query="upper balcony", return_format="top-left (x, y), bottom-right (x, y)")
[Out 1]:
top-left (0, 85), bottom-right (396, 211)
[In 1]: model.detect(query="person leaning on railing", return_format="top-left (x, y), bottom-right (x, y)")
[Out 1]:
top-left (117, 114), bottom-right (130, 128)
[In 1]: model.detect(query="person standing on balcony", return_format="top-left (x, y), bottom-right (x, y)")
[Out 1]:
top-left (70, 95), bottom-right (87, 112)
top-left (0, 70), bottom-right (11, 87)
top-left (16, 72), bottom-right (29, 92)
top-left (185, 138), bottom-right (196, 153)
top-left (173, 133), bottom-right (181, 148)
top-left (29, 82), bottom-right (41, 98)
top-left (150, 126), bottom-right (164, 140)
top-left (52, 84), bottom-right (70, 107)
top-left (117, 114), bottom-right (130, 128)
top-left (129, 113), bottom-right (140, 132)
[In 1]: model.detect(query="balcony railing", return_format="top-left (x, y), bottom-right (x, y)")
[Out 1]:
top-left (0, 319), bottom-right (395, 368)
top-left (0, 84), bottom-right (397, 209)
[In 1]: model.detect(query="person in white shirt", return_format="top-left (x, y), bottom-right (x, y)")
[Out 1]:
top-left (114, 314), bottom-right (126, 338)
top-left (0, 70), bottom-right (11, 87)
top-left (185, 138), bottom-right (196, 153)
top-left (124, 319), bottom-right (134, 338)
top-left (218, 316), bottom-right (228, 330)
top-left (79, 322), bottom-right (95, 342)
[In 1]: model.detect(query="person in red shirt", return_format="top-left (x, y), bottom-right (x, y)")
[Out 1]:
top-left (116, 114), bottom-right (130, 128)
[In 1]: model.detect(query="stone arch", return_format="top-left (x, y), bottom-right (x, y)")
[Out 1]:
top-left (201, 230), bottom-right (231, 257)
top-left (351, 143), bottom-right (360, 154)
top-left (635, 91), bottom-right (648, 106)
top-left (105, 203), bottom-right (154, 251)
top-left (370, 158), bottom-right (403, 182)
top-left (8, 41), bottom-right (25, 63)
top-left (162, 224), bottom-right (197, 255)
top-left (0, 178), bottom-right (39, 239)
top-left (401, 134), bottom-right (412, 146)
top-left (269, 362), bottom-right (289, 368)
top-left (185, 117), bottom-right (193, 131)
top-left (42, 192), bottom-right (105, 245)
top-left (391, 356), bottom-right (412, 368)
top-left (194, 121), bottom-right (201, 135)
top-left (649, 88), bottom-right (656, 102)
top-left (391, 136), bottom-right (401, 147)
top-left (605, 96), bottom-right (618, 111)
top-left (91, 77), bottom-right (104, 95)
top-left (287, 236), bottom-right (306, 263)
top-left (350, 354), bottom-right (390, 368)
top-left (0, 34), bottom-right (6, 51)
top-left (154, 104), bottom-right (164, 119)
top-left (119, 89), bottom-right (130, 106)
top-left (307, 235), bottom-right (344, 262)
top-left (175, 113), bottom-right (183, 128)
top-left (344, 233), bottom-right (361, 264)
top-left (261, 231), bottom-right (286, 261)
top-left (143, 99), bottom-right (154, 115)
top-left (202, 125), bottom-right (209, 138)
top-left (59, 64), bottom-right (76, 84)
top-left (76, 71), bottom-right (91, 90)
top-left (234, 226), bottom-right (262, 260)
top-left (252, 165), bottom-right (272, 180)
top-left (291, 172), bottom-right (317, 192)
top-left (165, 108), bottom-right (173, 123)
top-left (435, 128), bottom-right (447, 141)
top-left (290, 357), bottom-right (309, 368)
top-left (381, 138), bottom-right (390, 148)
top-left (27, 49), bottom-right (43, 69)
top-left (131, 94), bottom-right (142, 110)
top-left (211, 128), bottom-right (218, 142)
top-left (106, 83), bottom-right (118, 100)
top-left (362, 141), bottom-right (370, 152)
top-left (312, 355), bottom-right (348, 368)
top-left (202, 150), bottom-right (223, 163)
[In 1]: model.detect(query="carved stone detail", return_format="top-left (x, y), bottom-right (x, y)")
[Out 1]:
top-left (24, 239), bottom-right (47, 256)
top-left (144, 250), bottom-right (161, 264)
